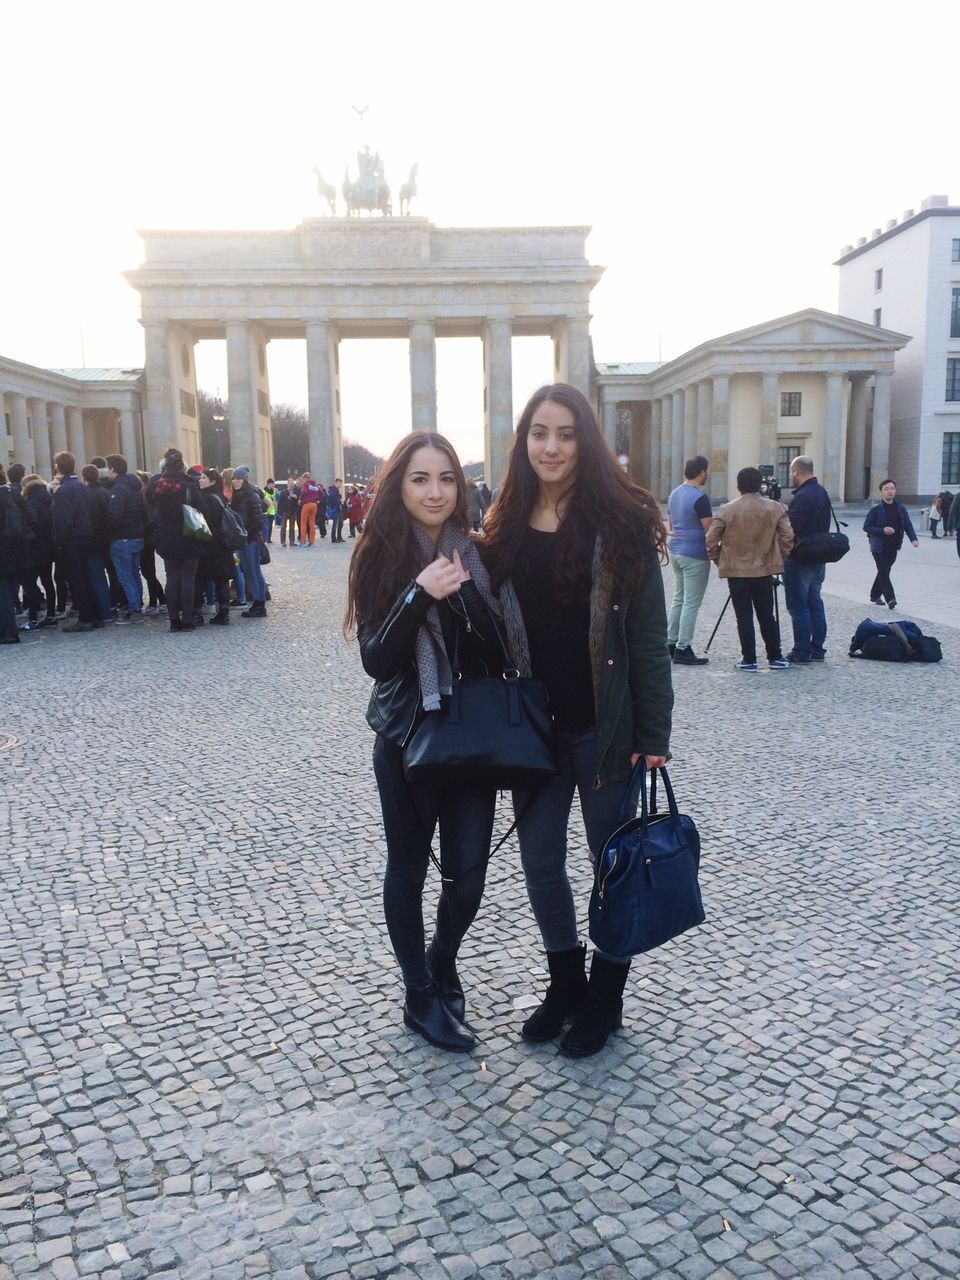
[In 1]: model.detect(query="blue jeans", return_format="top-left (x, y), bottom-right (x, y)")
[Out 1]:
top-left (782, 558), bottom-right (827, 659)
top-left (373, 734), bottom-right (497, 986)
top-left (237, 542), bottom-right (266, 602)
top-left (513, 727), bottom-right (630, 965)
top-left (86, 553), bottom-right (113, 621)
top-left (110, 538), bottom-right (144, 612)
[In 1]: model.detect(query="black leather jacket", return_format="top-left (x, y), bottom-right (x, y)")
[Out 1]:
top-left (359, 579), bottom-right (502, 747)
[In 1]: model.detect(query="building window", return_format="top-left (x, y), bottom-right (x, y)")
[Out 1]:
top-left (944, 433), bottom-right (960, 484)
top-left (777, 444), bottom-right (802, 490)
top-left (780, 391), bottom-right (802, 417)
top-left (874, 268), bottom-right (883, 291)
top-left (948, 359), bottom-right (960, 402)
top-left (873, 308), bottom-right (882, 327)
top-left (952, 288), bottom-right (960, 339)
top-left (953, 239), bottom-right (960, 262)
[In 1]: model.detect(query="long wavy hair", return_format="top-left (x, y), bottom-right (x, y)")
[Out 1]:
top-left (344, 432), bottom-right (469, 635)
top-left (481, 383), bottom-right (666, 594)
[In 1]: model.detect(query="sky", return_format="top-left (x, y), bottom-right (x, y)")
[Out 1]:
top-left (1, 0), bottom-right (957, 464)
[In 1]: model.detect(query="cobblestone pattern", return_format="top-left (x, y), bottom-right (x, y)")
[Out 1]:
top-left (1, 548), bottom-right (958, 1279)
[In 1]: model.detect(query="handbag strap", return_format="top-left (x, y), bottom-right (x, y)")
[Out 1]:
top-left (620, 758), bottom-right (681, 827)
top-left (448, 589), bottom-right (517, 680)
top-left (826, 496), bottom-right (847, 533)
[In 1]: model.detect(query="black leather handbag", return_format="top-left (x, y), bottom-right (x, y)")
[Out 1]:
top-left (402, 614), bottom-right (558, 789)
top-left (589, 760), bottom-right (704, 958)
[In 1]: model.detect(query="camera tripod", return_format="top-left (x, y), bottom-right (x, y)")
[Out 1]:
top-left (703, 574), bottom-right (782, 653)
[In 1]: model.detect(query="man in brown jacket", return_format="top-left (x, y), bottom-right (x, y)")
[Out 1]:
top-left (706, 467), bottom-right (795, 671)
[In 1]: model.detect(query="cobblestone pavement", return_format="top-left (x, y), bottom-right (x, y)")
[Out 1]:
top-left (1, 540), bottom-right (958, 1280)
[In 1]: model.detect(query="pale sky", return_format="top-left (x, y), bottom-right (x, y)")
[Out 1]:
top-left (1, 0), bottom-right (956, 464)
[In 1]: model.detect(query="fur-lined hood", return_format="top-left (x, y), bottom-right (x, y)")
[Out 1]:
top-left (21, 477), bottom-right (48, 498)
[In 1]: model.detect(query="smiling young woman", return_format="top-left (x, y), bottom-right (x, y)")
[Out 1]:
top-left (481, 383), bottom-right (674, 1058)
top-left (344, 432), bottom-right (520, 1053)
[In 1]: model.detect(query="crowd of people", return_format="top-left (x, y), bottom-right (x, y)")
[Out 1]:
top-left (0, 451), bottom-right (376, 642)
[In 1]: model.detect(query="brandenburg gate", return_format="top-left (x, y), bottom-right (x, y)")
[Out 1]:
top-left (126, 218), bottom-right (603, 483)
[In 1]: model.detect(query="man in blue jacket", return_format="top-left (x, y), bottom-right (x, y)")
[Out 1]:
top-left (782, 456), bottom-right (831, 663)
top-left (863, 479), bottom-right (918, 610)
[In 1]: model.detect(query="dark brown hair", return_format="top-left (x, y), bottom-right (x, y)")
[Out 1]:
top-left (203, 468), bottom-right (224, 496)
top-left (480, 383), bottom-right (666, 594)
top-left (344, 432), bottom-right (468, 635)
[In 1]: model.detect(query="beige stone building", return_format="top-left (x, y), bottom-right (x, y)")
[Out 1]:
top-left (1, 357), bottom-right (144, 475)
top-left (595, 309), bottom-right (910, 503)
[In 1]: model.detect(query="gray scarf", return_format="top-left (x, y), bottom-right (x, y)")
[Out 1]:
top-left (412, 525), bottom-right (529, 710)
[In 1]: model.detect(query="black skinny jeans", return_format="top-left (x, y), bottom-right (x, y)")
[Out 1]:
top-left (728, 575), bottom-right (782, 663)
top-left (24, 558), bottom-right (55, 620)
top-left (870, 547), bottom-right (898, 603)
top-left (372, 734), bottom-right (497, 988)
top-left (163, 558), bottom-right (199, 624)
top-left (58, 540), bottom-right (96, 624)
top-left (140, 545), bottom-right (165, 606)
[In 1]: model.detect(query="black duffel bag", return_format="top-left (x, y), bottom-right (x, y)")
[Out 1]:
top-left (792, 496), bottom-right (850, 564)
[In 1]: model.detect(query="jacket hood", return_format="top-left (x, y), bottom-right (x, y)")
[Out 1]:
top-left (22, 478), bottom-right (48, 498)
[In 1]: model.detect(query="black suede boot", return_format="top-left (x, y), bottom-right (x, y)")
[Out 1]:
top-left (558, 953), bottom-right (629, 1058)
top-left (209, 608), bottom-right (230, 625)
top-left (403, 983), bottom-right (474, 1052)
top-left (521, 943), bottom-right (588, 1043)
top-left (426, 942), bottom-right (465, 1023)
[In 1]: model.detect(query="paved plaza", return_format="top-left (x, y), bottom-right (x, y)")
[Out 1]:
top-left (1, 527), bottom-right (958, 1280)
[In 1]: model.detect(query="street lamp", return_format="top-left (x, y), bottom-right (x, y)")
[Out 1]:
top-left (212, 394), bottom-right (227, 471)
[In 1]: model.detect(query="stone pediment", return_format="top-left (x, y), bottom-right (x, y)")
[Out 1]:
top-left (713, 308), bottom-right (909, 351)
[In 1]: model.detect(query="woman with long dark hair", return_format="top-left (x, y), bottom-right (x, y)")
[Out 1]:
top-left (146, 448), bottom-right (203, 632)
top-left (481, 383), bottom-right (673, 1058)
top-left (345, 432), bottom-right (513, 1053)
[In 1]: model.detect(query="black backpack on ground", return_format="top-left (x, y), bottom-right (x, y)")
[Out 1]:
top-left (850, 618), bottom-right (942, 664)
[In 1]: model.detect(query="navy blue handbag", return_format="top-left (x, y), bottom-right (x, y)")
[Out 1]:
top-left (588, 761), bottom-right (705, 959)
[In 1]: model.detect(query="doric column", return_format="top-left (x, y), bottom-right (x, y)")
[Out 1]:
top-left (566, 317), bottom-right (592, 398)
top-left (696, 381), bottom-right (712, 457)
top-left (710, 375), bottom-right (730, 501)
top-left (66, 407), bottom-right (85, 461)
top-left (601, 398), bottom-right (619, 452)
top-left (409, 320), bottom-right (437, 431)
top-left (869, 372), bottom-right (893, 498)
top-left (119, 408), bottom-right (138, 468)
top-left (482, 319), bottom-right (513, 488)
top-left (683, 385), bottom-right (697, 464)
top-left (142, 322), bottom-right (176, 468)
top-left (660, 395), bottom-right (673, 496)
top-left (49, 403), bottom-right (67, 461)
top-left (671, 391), bottom-right (684, 491)
top-left (9, 394), bottom-right (31, 469)
top-left (226, 322), bottom-right (256, 472)
top-left (823, 372), bottom-right (845, 498)
top-left (29, 397), bottom-right (50, 475)
top-left (759, 372), bottom-right (779, 468)
top-left (845, 374), bottom-right (870, 501)
top-left (649, 399), bottom-right (662, 498)
top-left (305, 320), bottom-right (342, 483)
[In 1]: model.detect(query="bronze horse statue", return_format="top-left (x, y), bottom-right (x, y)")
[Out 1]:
top-left (399, 163), bottom-right (418, 216)
top-left (312, 167), bottom-right (337, 216)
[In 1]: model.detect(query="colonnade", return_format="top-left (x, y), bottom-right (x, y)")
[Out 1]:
top-left (600, 368), bottom-right (894, 503)
top-left (143, 314), bottom-right (593, 486)
top-left (2, 380), bottom-right (139, 476)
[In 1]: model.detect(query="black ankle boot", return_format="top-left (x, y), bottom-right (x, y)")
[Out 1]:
top-left (209, 608), bottom-right (230, 625)
top-left (426, 943), bottom-right (465, 1022)
top-left (522, 943), bottom-right (588, 1043)
top-left (558, 953), bottom-right (629, 1058)
top-left (403, 983), bottom-right (474, 1052)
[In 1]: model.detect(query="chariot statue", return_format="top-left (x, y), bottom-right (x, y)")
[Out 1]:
top-left (399, 163), bottom-right (418, 216)
top-left (343, 145), bottom-right (392, 216)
